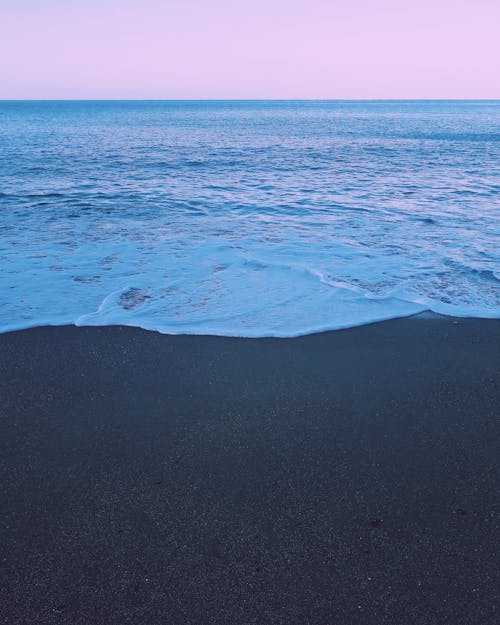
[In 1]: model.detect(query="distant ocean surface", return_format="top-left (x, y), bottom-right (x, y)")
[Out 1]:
top-left (1, 100), bottom-right (499, 337)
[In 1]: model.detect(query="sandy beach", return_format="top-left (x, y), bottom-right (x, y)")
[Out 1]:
top-left (0, 315), bottom-right (498, 624)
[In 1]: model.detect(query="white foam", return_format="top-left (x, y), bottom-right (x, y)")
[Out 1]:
top-left (0, 229), bottom-right (497, 337)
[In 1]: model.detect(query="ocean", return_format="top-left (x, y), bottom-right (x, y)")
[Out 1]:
top-left (0, 100), bottom-right (498, 336)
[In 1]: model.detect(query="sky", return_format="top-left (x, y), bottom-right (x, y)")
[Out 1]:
top-left (1, 0), bottom-right (499, 99)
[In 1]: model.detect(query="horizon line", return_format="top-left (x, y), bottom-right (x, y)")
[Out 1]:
top-left (1, 98), bottom-right (500, 102)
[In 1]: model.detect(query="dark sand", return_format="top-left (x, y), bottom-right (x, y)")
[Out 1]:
top-left (0, 316), bottom-right (498, 625)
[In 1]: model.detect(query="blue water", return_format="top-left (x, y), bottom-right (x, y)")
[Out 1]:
top-left (0, 100), bottom-right (499, 336)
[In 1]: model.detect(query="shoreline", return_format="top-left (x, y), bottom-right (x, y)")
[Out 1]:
top-left (1, 316), bottom-right (499, 624)
top-left (1, 309), bottom-right (498, 340)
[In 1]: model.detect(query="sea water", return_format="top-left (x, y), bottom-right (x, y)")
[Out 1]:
top-left (0, 100), bottom-right (499, 336)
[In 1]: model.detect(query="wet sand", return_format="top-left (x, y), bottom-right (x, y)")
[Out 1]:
top-left (0, 316), bottom-right (498, 624)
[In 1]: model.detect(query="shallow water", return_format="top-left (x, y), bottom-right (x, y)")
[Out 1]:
top-left (0, 100), bottom-right (499, 336)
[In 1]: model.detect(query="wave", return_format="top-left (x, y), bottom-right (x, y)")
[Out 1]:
top-left (1, 255), bottom-right (498, 337)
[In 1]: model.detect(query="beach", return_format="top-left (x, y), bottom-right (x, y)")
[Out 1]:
top-left (0, 314), bottom-right (498, 624)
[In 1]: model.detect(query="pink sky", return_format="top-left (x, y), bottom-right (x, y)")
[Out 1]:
top-left (1, 0), bottom-right (499, 99)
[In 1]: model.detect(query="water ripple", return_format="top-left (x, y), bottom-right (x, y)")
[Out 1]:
top-left (0, 100), bottom-right (499, 336)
